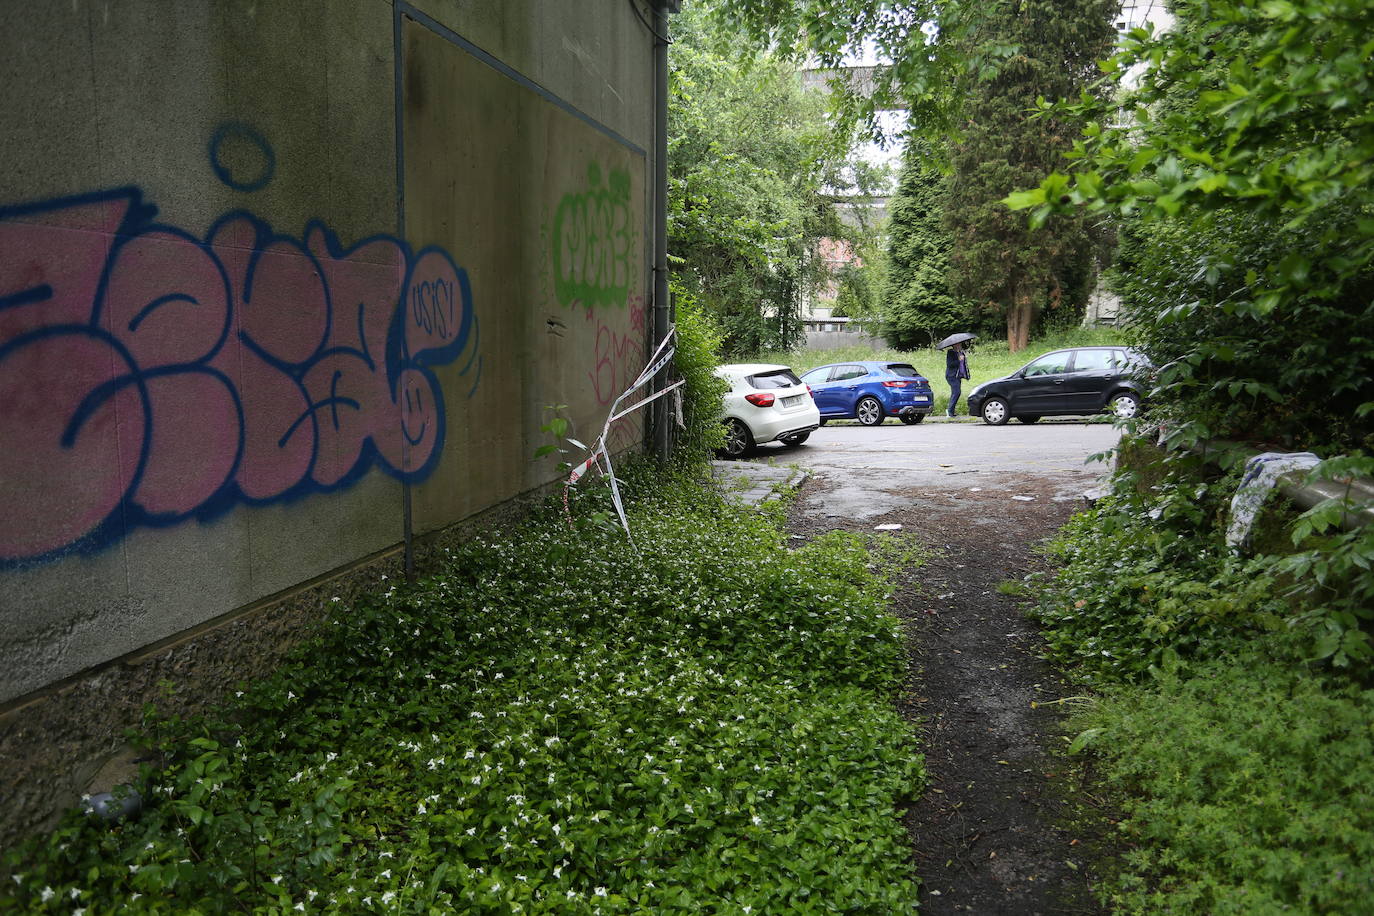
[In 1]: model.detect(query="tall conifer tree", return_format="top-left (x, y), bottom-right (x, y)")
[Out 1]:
top-left (945, 0), bottom-right (1117, 351)
top-left (881, 139), bottom-right (968, 349)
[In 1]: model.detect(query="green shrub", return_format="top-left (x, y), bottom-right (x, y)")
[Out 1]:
top-left (3, 477), bottom-right (923, 913)
top-left (1029, 470), bottom-right (1289, 684)
top-left (1070, 658), bottom-right (1374, 914)
top-left (665, 286), bottom-right (728, 465)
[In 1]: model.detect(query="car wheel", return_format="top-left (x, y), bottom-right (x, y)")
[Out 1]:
top-left (1015, 415), bottom-right (1040, 424)
top-left (780, 431), bottom-right (810, 446)
top-left (981, 397), bottom-right (1010, 426)
top-left (1109, 392), bottom-right (1140, 420)
top-left (900, 412), bottom-right (924, 425)
top-left (855, 396), bottom-right (885, 426)
top-left (720, 418), bottom-right (754, 458)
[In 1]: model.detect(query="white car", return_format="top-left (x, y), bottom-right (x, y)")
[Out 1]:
top-left (714, 363), bottom-right (821, 459)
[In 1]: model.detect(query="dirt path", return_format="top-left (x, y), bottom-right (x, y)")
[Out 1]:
top-left (786, 470), bottom-right (1106, 915)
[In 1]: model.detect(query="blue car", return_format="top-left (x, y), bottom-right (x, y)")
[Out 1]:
top-left (800, 361), bottom-right (935, 426)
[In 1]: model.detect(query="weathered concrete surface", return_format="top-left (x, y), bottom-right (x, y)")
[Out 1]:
top-left (0, 0), bottom-right (657, 846)
top-left (750, 419), bottom-right (1121, 518)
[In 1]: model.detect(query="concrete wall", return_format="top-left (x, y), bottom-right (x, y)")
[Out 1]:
top-left (0, 0), bottom-right (654, 843)
top-left (803, 319), bottom-right (886, 351)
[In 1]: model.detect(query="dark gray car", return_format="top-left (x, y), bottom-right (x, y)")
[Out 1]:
top-left (966, 346), bottom-right (1149, 425)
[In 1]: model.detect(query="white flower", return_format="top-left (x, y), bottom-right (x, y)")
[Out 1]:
top-left (69, 888), bottom-right (81, 899)
top-left (380, 870), bottom-right (391, 880)
top-left (553, 866), bottom-right (562, 878)
top-left (594, 887), bottom-right (608, 897)
top-left (381, 891), bottom-right (396, 904)
top-left (40, 887), bottom-right (54, 902)
top-left (294, 904), bottom-right (305, 912)
top-left (272, 875), bottom-right (283, 885)
top-left (751, 815), bottom-right (762, 826)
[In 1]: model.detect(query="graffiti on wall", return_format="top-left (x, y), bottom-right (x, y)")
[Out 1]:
top-left (0, 187), bottom-right (476, 564)
top-left (550, 162), bottom-right (633, 309)
top-left (590, 295), bottom-right (647, 452)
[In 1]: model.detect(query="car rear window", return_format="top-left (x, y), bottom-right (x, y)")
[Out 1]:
top-left (885, 363), bottom-right (921, 378)
top-left (1072, 349), bottom-right (1115, 371)
top-left (746, 369), bottom-right (803, 389)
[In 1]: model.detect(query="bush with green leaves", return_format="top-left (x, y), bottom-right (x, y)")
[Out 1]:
top-left (1010, 0), bottom-right (1374, 454)
top-left (664, 288), bottom-right (728, 465)
top-left (1033, 446), bottom-right (1374, 681)
top-left (1029, 465), bottom-right (1291, 685)
top-left (3, 471), bottom-right (924, 913)
top-left (1032, 447), bottom-right (1374, 910)
top-left (1068, 658), bottom-right (1374, 913)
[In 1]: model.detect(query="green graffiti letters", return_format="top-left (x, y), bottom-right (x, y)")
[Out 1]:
top-left (551, 163), bottom-right (633, 308)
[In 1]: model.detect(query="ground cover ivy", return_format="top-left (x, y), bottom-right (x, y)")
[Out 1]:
top-left (3, 471), bottom-right (923, 913)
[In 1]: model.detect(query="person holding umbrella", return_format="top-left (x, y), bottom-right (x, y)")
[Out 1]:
top-left (938, 332), bottom-right (976, 417)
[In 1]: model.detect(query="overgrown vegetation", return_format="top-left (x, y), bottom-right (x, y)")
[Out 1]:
top-left (1028, 445), bottom-right (1374, 911)
top-left (992, 3), bottom-right (1374, 909)
top-left (1011, 0), bottom-right (1374, 453)
top-left (3, 472), bottom-right (925, 913)
top-left (669, 4), bottom-right (882, 356)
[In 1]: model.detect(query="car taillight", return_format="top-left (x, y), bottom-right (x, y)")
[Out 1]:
top-left (744, 392), bottom-right (775, 407)
top-left (882, 380), bottom-right (910, 388)
top-left (805, 385), bottom-right (815, 397)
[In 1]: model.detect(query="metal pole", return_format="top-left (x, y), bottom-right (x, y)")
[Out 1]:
top-left (651, 1), bottom-right (672, 461)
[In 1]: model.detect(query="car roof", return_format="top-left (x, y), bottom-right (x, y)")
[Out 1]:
top-left (806, 360), bottom-right (916, 370)
top-left (715, 363), bottom-right (797, 376)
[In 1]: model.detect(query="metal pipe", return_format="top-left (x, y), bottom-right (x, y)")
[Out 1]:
top-left (651, 1), bottom-right (673, 460)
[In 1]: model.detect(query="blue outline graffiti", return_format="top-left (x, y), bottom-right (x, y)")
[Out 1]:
top-left (0, 186), bottom-right (478, 567)
top-left (208, 122), bottom-right (277, 193)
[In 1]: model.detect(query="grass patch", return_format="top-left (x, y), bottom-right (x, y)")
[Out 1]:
top-left (3, 469), bottom-right (924, 913)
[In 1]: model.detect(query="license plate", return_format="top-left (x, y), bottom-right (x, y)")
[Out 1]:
top-left (782, 395), bottom-right (804, 407)
top-left (913, 397), bottom-right (930, 404)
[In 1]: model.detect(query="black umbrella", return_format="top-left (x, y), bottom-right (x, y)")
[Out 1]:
top-left (937, 332), bottom-right (977, 350)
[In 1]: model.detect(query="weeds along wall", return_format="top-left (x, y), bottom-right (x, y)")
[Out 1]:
top-left (0, 0), bottom-right (653, 843)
